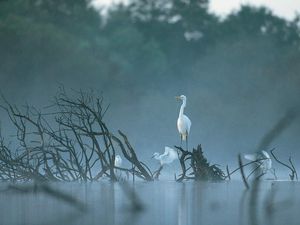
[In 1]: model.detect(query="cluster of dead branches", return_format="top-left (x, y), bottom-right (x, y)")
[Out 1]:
top-left (0, 88), bottom-right (153, 182)
top-left (270, 148), bottom-right (298, 181)
top-left (175, 145), bottom-right (225, 181)
top-left (225, 149), bottom-right (298, 186)
top-left (1, 89), bottom-right (297, 183)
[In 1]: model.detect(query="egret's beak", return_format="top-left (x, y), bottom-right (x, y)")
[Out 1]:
top-left (175, 96), bottom-right (180, 100)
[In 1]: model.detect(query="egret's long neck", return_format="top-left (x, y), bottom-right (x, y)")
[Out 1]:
top-left (179, 100), bottom-right (186, 118)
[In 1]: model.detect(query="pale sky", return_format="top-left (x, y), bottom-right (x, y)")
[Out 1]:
top-left (92, 0), bottom-right (300, 20)
top-left (210, 0), bottom-right (300, 20)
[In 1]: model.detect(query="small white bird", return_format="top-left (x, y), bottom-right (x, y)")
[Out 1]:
top-left (114, 155), bottom-right (122, 167)
top-left (176, 95), bottom-right (192, 150)
top-left (152, 146), bottom-right (178, 165)
top-left (244, 150), bottom-right (272, 173)
top-left (114, 155), bottom-right (122, 177)
top-left (114, 154), bottom-right (130, 180)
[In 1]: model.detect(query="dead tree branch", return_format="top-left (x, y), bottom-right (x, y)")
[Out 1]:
top-left (270, 148), bottom-right (298, 181)
top-left (0, 89), bottom-right (153, 182)
top-left (175, 145), bottom-right (225, 181)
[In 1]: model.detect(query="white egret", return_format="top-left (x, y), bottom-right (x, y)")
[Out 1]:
top-left (114, 155), bottom-right (122, 177)
top-left (175, 95), bottom-right (192, 150)
top-left (152, 146), bottom-right (178, 165)
top-left (244, 150), bottom-right (272, 173)
top-left (114, 155), bottom-right (122, 167)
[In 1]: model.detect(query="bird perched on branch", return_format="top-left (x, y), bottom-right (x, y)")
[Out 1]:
top-left (152, 146), bottom-right (178, 165)
top-left (175, 95), bottom-right (191, 150)
top-left (244, 150), bottom-right (272, 173)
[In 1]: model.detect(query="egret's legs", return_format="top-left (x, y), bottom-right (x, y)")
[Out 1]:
top-left (256, 172), bottom-right (266, 180)
top-left (180, 135), bottom-right (182, 148)
top-left (271, 168), bottom-right (277, 180)
top-left (186, 135), bottom-right (188, 151)
top-left (246, 164), bottom-right (261, 180)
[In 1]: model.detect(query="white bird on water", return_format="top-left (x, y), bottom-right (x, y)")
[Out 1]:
top-left (114, 155), bottom-right (130, 180)
top-left (114, 155), bottom-right (122, 167)
top-left (176, 95), bottom-right (192, 150)
top-left (152, 146), bottom-right (178, 165)
top-left (114, 155), bottom-right (122, 176)
top-left (244, 150), bottom-right (272, 173)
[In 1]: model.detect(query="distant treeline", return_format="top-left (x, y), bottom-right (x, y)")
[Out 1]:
top-left (1, 0), bottom-right (300, 96)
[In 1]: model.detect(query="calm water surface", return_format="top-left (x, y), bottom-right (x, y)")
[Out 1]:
top-left (0, 181), bottom-right (299, 225)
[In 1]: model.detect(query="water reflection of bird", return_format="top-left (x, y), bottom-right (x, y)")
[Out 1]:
top-left (152, 147), bottom-right (178, 165)
top-left (244, 150), bottom-right (272, 173)
top-left (175, 95), bottom-right (191, 150)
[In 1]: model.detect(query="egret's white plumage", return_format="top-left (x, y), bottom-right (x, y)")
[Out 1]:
top-left (176, 95), bottom-right (191, 145)
top-left (244, 150), bottom-right (272, 172)
top-left (152, 146), bottom-right (178, 165)
top-left (114, 155), bottom-right (122, 177)
top-left (114, 155), bottom-right (122, 167)
top-left (114, 155), bottom-right (130, 180)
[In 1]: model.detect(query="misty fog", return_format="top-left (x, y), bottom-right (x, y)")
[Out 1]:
top-left (0, 0), bottom-right (300, 175)
top-left (2, 1), bottom-right (300, 225)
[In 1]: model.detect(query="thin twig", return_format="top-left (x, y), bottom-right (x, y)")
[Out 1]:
top-left (238, 154), bottom-right (249, 189)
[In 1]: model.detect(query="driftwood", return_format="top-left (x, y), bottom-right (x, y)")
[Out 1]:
top-left (226, 149), bottom-right (297, 182)
top-left (270, 148), bottom-right (298, 181)
top-left (152, 165), bottom-right (164, 180)
top-left (175, 145), bottom-right (225, 181)
top-left (238, 154), bottom-right (249, 189)
top-left (0, 88), bottom-right (152, 182)
top-left (0, 89), bottom-right (297, 183)
top-left (112, 131), bottom-right (153, 181)
top-left (226, 157), bottom-right (270, 180)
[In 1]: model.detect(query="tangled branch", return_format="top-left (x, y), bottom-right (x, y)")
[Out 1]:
top-left (0, 88), bottom-right (152, 182)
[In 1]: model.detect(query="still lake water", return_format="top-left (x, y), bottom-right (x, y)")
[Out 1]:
top-left (0, 180), bottom-right (299, 225)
